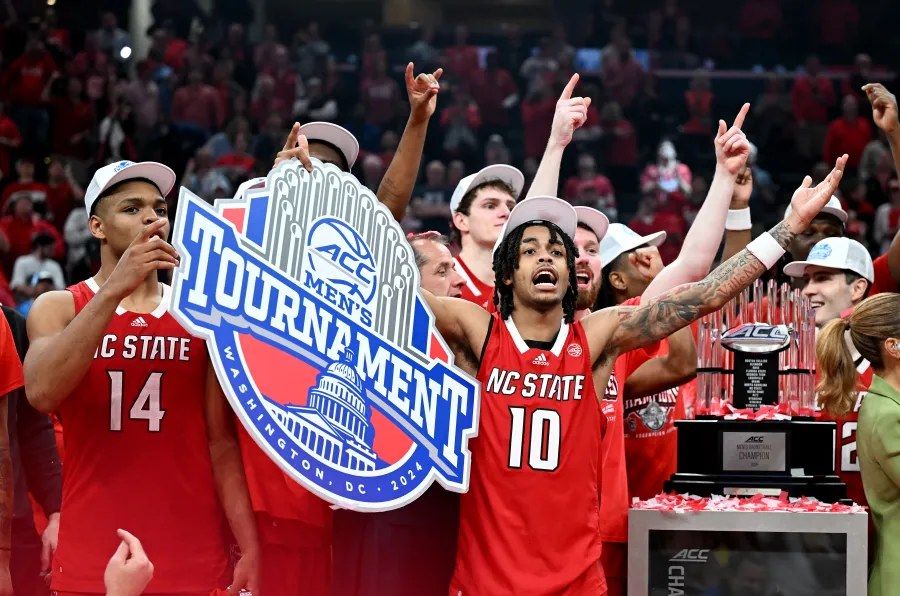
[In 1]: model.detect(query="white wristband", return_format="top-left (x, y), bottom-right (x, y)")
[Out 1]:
top-left (746, 232), bottom-right (785, 269)
top-left (725, 207), bottom-right (752, 231)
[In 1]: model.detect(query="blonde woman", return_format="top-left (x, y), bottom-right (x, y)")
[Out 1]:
top-left (818, 292), bottom-right (900, 595)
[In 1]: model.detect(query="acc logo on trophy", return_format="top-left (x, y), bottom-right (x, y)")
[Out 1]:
top-left (168, 158), bottom-right (480, 511)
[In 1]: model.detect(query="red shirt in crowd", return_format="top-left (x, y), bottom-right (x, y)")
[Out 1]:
top-left (603, 119), bottom-right (639, 168)
top-left (445, 44), bottom-right (480, 85)
top-left (470, 69), bottom-right (518, 127)
top-left (0, 215), bottom-right (63, 275)
top-left (521, 96), bottom-right (556, 158)
top-left (2, 181), bottom-right (50, 212)
top-left (3, 50), bottom-right (58, 106)
top-left (0, 115), bottom-right (21, 178)
top-left (629, 211), bottom-right (686, 264)
top-left (51, 97), bottom-right (94, 159)
top-left (171, 84), bottom-right (224, 132)
top-left (683, 89), bottom-right (714, 136)
top-left (564, 175), bottom-right (614, 201)
top-left (216, 153), bottom-right (256, 177)
top-left (738, 0), bottom-right (782, 40)
top-left (824, 116), bottom-right (872, 168)
top-left (360, 76), bottom-right (400, 127)
top-left (46, 180), bottom-right (77, 231)
top-left (791, 74), bottom-right (836, 124)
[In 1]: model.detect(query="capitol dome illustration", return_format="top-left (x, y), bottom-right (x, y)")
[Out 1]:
top-left (267, 349), bottom-right (379, 471)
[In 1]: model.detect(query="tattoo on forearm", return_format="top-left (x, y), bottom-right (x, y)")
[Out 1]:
top-left (609, 221), bottom-right (795, 353)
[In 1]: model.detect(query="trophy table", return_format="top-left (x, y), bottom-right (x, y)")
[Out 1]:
top-left (664, 280), bottom-right (847, 502)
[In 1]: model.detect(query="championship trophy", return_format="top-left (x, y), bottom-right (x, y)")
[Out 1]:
top-left (664, 279), bottom-right (846, 501)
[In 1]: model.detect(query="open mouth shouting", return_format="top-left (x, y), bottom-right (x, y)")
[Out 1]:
top-left (532, 266), bottom-right (559, 291)
top-left (575, 267), bottom-right (592, 290)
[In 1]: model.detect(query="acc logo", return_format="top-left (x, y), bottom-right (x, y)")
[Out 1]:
top-left (745, 436), bottom-right (765, 443)
top-left (567, 343), bottom-right (583, 358)
top-left (809, 242), bottom-right (833, 260)
top-left (721, 323), bottom-right (790, 354)
top-left (169, 158), bottom-right (480, 511)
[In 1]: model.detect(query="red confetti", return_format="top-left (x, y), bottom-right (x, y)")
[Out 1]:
top-left (632, 492), bottom-right (866, 514)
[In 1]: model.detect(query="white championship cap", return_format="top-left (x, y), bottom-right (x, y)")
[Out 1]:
top-left (85, 160), bottom-right (177, 215)
top-left (450, 164), bottom-right (524, 213)
top-left (574, 206), bottom-right (610, 241)
top-left (783, 237), bottom-right (874, 282)
top-left (299, 122), bottom-right (360, 169)
top-left (599, 223), bottom-right (666, 267)
top-left (493, 196), bottom-right (577, 253)
top-left (784, 195), bottom-right (848, 224)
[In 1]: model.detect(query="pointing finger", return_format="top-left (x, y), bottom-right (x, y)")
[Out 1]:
top-left (717, 119), bottom-right (726, 138)
top-left (297, 134), bottom-right (313, 172)
top-left (732, 102), bottom-right (750, 130)
top-left (282, 122), bottom-right (300, 152)
top-left (559, 73), bottom-right (579, 101)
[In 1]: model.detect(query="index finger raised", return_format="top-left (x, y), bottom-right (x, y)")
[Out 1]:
top-left (282, 122), bottom-right (300, 152)
top-left (732, 102), bottom-right (750, 130)
top-left (559, 73), bottom-right (579, 101)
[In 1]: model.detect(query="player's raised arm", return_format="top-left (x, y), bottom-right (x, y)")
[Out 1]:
top-left (376, 63), bottom-right (442, 222)
top-left (587, 154), bottom-right (849, 357)
top-left (24, 219), bottom-right (178, 413)
top-left (526, 74), bottom-right (590, 198)
top-left (420, 288), bottom-right (491, 358)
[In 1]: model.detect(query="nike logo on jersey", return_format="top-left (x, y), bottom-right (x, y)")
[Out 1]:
top-left (94, 334), bottom-right (193, 361)
top-left (531, 353), bottom-right (549, 366)
top-left (131, 316), bottom-right (148, 327)
top-left (484, 368), bottom-right (584, 401)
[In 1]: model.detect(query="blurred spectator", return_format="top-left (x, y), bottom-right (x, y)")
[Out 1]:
top-left (360, 33), bottom-right (387, 82)
top-left (215, 131), bottom-right (255, 183)
top-left (96, 97), bottom-right (138, 163)
top-left (210, 60), bottom-right (243, 123)
top-left (50, 77), bottom-right (94, 159)
top-left (45, 158), bottom-right (82, 232)
top-left (754, 73), bottom-right (794, 166)
top-left (470, 51), bottom-right (518, 139)
top-left (221, 23), bottom-right (254, 89)
top-left (3, 36), bottom-right (58, 145)
top-left (2, 157), bottom-right (49, 214)
top-left (601, 31), bottom-right (645, 112)
top-left (359, 57), bottom-right (400, 147)
top-left (484, 134), bottom-right (511, 166)
top-left (10, 232), bottom-right (64, 301)
top-left (859, 132), bottom-right (890, 183)
top-left (565, 154), bottom-right (617, 221)
top-left (519, 38), bottom-right (558, 96)
top-left (254, 23), bottom-right (286, 71)
top-left (204, 117), bottom-right (251, 161)
top-left (68, 33), bottom-right (110, 97)
top-left (817, 0), bottom-right (859, 63)
top-left (378, 130), bottom-right (399, 168)
top-left (407, 26), bottom-right (440, 73)
top-left (440, 91), bottom-right (481, 161)
top-left (96, 11), bottom-right (132, 63)
top-left (251, 113), bottom-right (285, 170)
top-left (648, 0), bottom-right (688, 54)
top-left (791, 55), bottom-right (836, 163)
top-left (738, 0), bottom-right (782, 67)
top-left (682, 71), bottom-right (714, 137)
top-left (14, 271), bottom-right (56, 316)
top-left (447, 159), bottom-right (466, 188)
top-left (628, 192), bottom-right (685, 263)
top-left (293, 22), bottom-right (332, 81)
top-left (521, 80), bottom-right (556, 159)
top-left (547, 23), bottom-right (575, 66)
top-left (171, 69), bottom-right (224, 138)
top-left (841, 53), bottom-right (874, 103)
top-left (874, 175), bottom-right (900, 253)
top-left (361, 153), bottom-right (385, 191)
top-left (446, 25), bottom-right (480, 86)
top-left (0, 101), bottom-right (22, 180)
top-left (117, 61), bottom-right (161, 146)
top-left (62, 201), bottom-right (95, 281)
top-left (746, 142), bottom-right (778, 217)
top-left (411, 160), bottom-right (452, 234)
top-left (641, 140), bottom-right (692, 199)
top-left (264, 46), bottom-right (300, 113)
top-left (0, 195), bottom-right (63, 275)
top-left (183, 147), bottom-right (232, 201)
top-left (597, 101), bottom-right (639, 194)
top-left (295, 77), bottom-right (338, 122)
top-left (823, 94), bottom-right (872, 170)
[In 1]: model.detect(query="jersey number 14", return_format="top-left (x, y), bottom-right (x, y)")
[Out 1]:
top-left (108, 371), bottom-right (166, 432)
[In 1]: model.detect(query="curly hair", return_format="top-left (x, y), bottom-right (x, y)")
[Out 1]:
top-left (491, 220), bottom-right (579, 323)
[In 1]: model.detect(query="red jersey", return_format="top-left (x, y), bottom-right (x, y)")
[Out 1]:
top-left (454, 255), bottom-right (493, 307)
top-left (823, 359), bottom-right (873, 508)
top-left (452, 315), bottom-right (607, 594)
top-left (870, 253), bottom-right (897, 295)
top-left (599, 296), bottom-right (658, 544)
top-left (53, 279), bottom-right (229, 592)
top-left (0, 313), bottom-right (23, 395)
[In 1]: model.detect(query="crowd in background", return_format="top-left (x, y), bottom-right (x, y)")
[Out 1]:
top-left (0, 0), bottom-right (896, 314)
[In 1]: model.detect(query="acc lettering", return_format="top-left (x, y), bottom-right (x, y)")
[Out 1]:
top-left (314, 244), bottom-right (376, 286)
top-left (485, 368), bottom-right (583, 402)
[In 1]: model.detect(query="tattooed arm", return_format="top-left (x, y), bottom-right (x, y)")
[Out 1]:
top-left (583, 154), bottom-right (849, 362)
top-left (0, 395), bottom-right (11, 596)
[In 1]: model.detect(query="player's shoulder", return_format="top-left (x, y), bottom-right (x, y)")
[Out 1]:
top-left (27, 290), bottom-right (76, 329)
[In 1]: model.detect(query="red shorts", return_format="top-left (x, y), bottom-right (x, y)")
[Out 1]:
top-left (600, 541), bottom-right (627, 596)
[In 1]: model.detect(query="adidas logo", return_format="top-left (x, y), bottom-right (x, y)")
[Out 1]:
top-left (532, 353), bottom-right (549, 366)
top-left (131, 316), bottom-right (148, 328)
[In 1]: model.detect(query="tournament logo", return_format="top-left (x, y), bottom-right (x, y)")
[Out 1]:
top-left (169, 158), bottom-right (480, 511)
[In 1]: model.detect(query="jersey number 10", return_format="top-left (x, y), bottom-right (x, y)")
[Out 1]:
top-left (508, 406), bottom-right (561, 471)
top-left (108, 371), bottom-right (166, 432)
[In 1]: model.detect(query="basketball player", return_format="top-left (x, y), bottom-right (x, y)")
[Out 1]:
top-left (0, 313), bottom-right (22, 596)
top-left (23, 161), bottom-right (259, 594)
top-left (251, 63), bottom-right (445, 595)
top-left (421, 149), bottom-right (846, 592)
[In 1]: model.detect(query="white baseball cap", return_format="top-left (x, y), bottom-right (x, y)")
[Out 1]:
top-left (299, 122), bottom-right (360, 170)
top-left (574, 206), bottom-right (610, 241)
top-left (493, 196), bottom-right (577, 254)
top-left (599, 223), bottom-right (666, 267)
top-left (450, 164), bottom-right (524, 213)
top-left (85, 160), bottom-right (176, 215)
top-left (784, 195), bottom-right (848, 224)
top-left (783, 237), bottom-right (874, 282)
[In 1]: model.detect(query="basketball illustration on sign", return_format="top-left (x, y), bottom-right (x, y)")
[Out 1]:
top-left (168, 158), bottom-right (480, 511)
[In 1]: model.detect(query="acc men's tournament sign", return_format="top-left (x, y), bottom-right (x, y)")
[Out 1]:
top-left (169, 158), bottom-right (480, 511)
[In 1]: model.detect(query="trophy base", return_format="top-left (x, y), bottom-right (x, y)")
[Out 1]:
top-left (666, 418), bottom-right (846, 502)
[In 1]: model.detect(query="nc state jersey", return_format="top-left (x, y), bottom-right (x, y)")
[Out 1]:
top-left (451, 315), bottom-right (607, 595)
top-left (52, 279), bottom-right (229, 593)
top-left (453, 256), bottom-right (494, 308)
